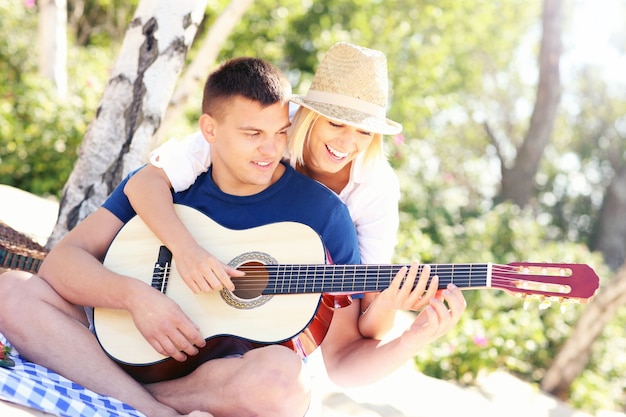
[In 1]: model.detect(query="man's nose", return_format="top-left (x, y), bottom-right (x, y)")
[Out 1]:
top-left (259, 136), bottom-right (279, 156)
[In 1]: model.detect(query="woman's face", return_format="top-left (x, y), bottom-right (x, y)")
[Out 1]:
top-left (303, 115), bottom-right (374, 175)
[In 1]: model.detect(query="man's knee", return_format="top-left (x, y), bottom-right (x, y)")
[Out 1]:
top-left (0, 270), bottom-right (84, 327)
top-left (246, 345), bottom-right (304, 380)
top-left (245, 345), bottom-right (311, 412)
top-left (0, 270), bottom-right (35, 311)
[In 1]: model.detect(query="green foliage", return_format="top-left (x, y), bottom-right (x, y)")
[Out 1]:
top-left (407, 210), bottom-right (605, 384)
top-left (570, 308), bottom-right (626, 411)
top-left (67, 0), bottom-right (139, 46)
top-left (391, 134), bottom-right (625, 413)
top-left (0, 1), bottom-right (109, 197)
top-left (220, 0), bottom-right (307, 66)
top-left (536, 69), bottom-right (626, 247)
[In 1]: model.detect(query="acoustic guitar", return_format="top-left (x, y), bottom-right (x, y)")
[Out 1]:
top-left (95, 205), bottom-right (600, 383)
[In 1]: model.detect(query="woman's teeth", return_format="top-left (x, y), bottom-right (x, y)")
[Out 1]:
top-left (326, 144), bottom-right (349, 159)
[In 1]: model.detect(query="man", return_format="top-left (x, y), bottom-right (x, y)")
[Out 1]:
top-left (0, 57), bottom-right (465, 417)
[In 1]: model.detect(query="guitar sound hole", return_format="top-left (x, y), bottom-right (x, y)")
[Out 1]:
top-left (232, 261), bottom-right (268, 300)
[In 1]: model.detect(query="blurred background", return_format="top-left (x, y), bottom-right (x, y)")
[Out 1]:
top-left (0, 0), bottom-right (624, 414)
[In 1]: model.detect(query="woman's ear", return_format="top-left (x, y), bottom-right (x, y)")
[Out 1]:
top-left (199, 113), bottom-right (217, 143)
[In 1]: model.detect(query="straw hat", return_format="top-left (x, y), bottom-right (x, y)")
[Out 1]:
top-left (290, 42), bottom-right (402, 135)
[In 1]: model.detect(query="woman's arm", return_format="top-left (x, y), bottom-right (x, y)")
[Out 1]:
top-left (124, 134), bottom-right (243, 293)
top-left (321, 265), bottom-right (466, 388)
top-left (345, 161), bottom-right (404, 339)
top-left (149, 131), bottom-right (211, 192)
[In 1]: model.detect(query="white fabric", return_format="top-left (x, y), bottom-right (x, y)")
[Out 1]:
top-left (149, 132), bottom-right (400, 264)
top-left (149, 131), bottom-right (211, 193)
top-left (339, 154), bottom-right (400, 264)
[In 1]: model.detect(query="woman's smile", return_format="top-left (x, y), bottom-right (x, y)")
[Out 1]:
top-left (325, 144), bottom-right (350, 161)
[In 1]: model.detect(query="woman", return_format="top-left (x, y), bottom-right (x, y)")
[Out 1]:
top-left (125, 42), bottom-right (437, 339)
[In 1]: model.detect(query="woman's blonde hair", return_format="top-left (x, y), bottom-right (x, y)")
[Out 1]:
top-left (287, 107), bottom-right (386, 168)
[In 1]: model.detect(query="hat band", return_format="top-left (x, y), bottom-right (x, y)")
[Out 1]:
top-left (304, 90), bottom-right (386, 118)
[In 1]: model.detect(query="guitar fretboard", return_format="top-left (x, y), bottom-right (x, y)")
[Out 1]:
top-left (261, 263), bottom-right (492, 294)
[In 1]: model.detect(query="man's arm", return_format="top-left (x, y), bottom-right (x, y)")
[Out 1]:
top-left (38, 208), bottom-right (206, 362)
top-left (39, 208), bottom-right (132, 308)
top-left (124, 165), bottom-right (242, 293)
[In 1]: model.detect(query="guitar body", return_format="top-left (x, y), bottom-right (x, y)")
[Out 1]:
top-left (96, 205), bottom-right (333, 382)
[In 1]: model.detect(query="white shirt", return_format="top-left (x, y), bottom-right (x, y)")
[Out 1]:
top-left (150, 132), bottom-right (400, 264)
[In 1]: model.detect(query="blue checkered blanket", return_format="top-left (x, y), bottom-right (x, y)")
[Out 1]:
top-left (0, 333), bottom-right (145, 417)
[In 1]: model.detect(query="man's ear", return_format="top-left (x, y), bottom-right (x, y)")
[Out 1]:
top-left (199, 113), bottom-right (217, 143)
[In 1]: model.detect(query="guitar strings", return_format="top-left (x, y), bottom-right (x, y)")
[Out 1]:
top-left (153, 263), bottom-right (572, 295)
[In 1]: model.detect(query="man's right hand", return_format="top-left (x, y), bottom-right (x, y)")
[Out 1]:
top-left (130, 288), bottom-right (207, 362)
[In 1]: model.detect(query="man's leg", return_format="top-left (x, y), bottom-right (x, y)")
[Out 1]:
top-left (148, 344), bottom-right (312, 417)
top-left (0, 270), bottom-right (210, 417)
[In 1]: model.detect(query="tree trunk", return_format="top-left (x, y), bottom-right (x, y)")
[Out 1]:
top-left (496, 0), bottom-right (562, 206)
top-left (543, 164), bottom-right (626, 398)
top-left (591, 164), bottom-right (626, 270)
top-left (47, 0), bottom-right (208, 248)
top-left (154, 0), bottom-right (255, 144)
top-left (541, 263), bottom-right (626, 399)
top-left (38, 0), bottom-right (67, 97)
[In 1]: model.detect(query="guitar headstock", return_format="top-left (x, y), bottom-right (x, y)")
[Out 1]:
top-left (490, 262), bottom-right (600, 304)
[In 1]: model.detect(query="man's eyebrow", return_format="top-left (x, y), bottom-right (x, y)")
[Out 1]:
top-left (239, 125), bottom-right (261, 131)
top-left (238, 122), bottom-right (292, 132)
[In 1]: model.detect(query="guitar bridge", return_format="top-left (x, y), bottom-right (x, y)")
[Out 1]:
top-left (152, 246), bottom-right (172, 293)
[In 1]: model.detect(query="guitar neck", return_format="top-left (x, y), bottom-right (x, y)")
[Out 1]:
top-left (0, 248), bottom-right (45, 273)
top-left (260, 263), bottom-right (492, 295)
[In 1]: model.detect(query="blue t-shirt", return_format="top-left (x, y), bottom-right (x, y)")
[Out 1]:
top-left (103, 162), bottom-right (361, 267)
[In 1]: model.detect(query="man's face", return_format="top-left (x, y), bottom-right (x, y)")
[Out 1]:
top-left (201, 96), bottom-right (290, 196)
